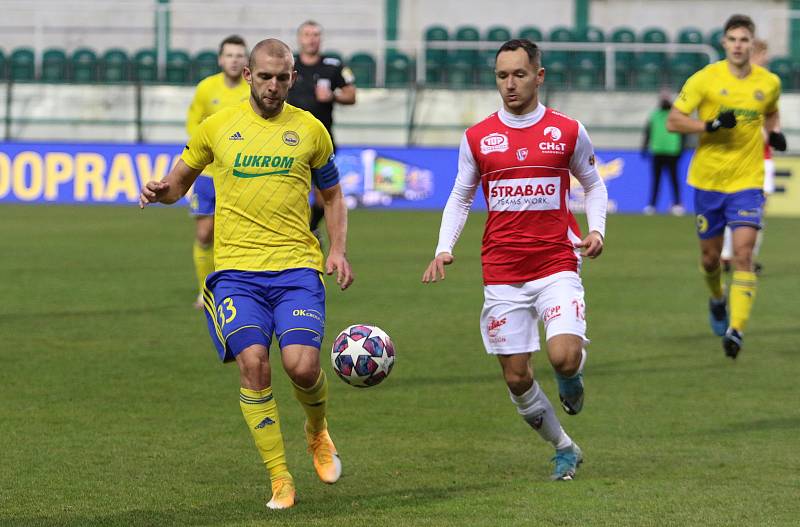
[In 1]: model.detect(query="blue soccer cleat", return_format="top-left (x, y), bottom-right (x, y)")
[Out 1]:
top-left (556, 349), bottom-right (585, 415)
top-left (722, 328), bottom-right (743, 359)
top-left (709, 297), bottom-right (728, 337)
top-left (551, 443), bottom-right (583, 481)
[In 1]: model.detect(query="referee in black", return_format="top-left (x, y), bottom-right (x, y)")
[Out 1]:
top-left (289, 20), bottom-right (357, 240)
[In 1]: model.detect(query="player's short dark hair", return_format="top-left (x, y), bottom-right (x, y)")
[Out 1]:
top-left (495, 39), bottom-right (542, 68)
top-left (219, 35), bottom-right (247, 55)
top-left (723, 14), bottom-right (755, 35)
top-left (298, 20), bottom-right (322, 33)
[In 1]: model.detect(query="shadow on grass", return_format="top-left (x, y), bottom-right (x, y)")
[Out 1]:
top-left (10, 480), bottom-right (496, 527)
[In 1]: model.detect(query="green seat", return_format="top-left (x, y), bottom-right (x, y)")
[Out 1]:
top-left (0, 49), bottom-right (6, 80)
top-left (10, 47), bottom-right (35, 81)
top-left (133, 49), bottom-right (157, 82)
top-left (166, 49), bottom-right (191, 84)
top-left (70, 48), bottom-right (98, 82)
top-left (573, 26), bottom-right (605, 88)
top-left (451, 25), bottom-right (480, 85)
top-left (385, 49), bottom-right (413, 87)
top-left (634, 53), bottom-right (665, 90)
top-left (518, 26), bottom-right (543, 43)
top-left (192, 50), bottom-right (219, 82)
top-left (677, 27), bottom-right (707, 68)
top-left (348, 52), bottom-right (376, 87)
top-left (485, 26), bottom-right (511, 43)
top-left (636, 28), bottom-right (669, 78)
top-left (478, 26), bottom-right (511, 85)
top-left (424, 25), bottom-right (449, 84)
top-left (41, 48), bottom-right (68, 82)
top-left (611, 27), bottom-right (636, 88)
top-left (546, 27), bottom-right (574, 85)
top-left (101, 48), bottom-right (129, 82)
top-left (769, 57), bottom-right (795, 89)
top-left (668, 54), bottom-right (697, 88)
top-left (707, 28), bottom-right (725, 60)
top-left (543, 52), bottom-right (568, 87)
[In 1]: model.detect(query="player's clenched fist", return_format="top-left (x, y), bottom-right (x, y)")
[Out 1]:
top-left (575, 231), bottom-right (604, 258)
top-left (139, 180), bottom-right (171, 209)
top-left (421, 252), bottom-right (454, 283)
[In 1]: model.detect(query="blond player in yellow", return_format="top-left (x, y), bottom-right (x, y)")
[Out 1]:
top-left (668, 14), bottom-right (785, 359)
top-left (186, 35), bottom-right (249, 309)
top-left (140, 39), bottom-right (354, 511)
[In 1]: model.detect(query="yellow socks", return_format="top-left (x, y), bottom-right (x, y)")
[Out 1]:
top-left (193, 241), bottom-right (214, 294)
top-left (239, 387), bottom-right (290, 484)
top-left (729, 270), bottom-right (757, 332)
top-left (292, 371), bottom-right (329, 434)
top-left (702, 264), bottom-right (724, 300)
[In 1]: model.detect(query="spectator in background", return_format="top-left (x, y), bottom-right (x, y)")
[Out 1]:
top-left (642, 89), bottom-right (685, 215)
top-left (288, 20), bottom-right (356, 243)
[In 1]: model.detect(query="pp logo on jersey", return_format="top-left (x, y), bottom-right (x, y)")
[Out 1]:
top-left (516, 148), bottom-right (528, 161)
top-left (480, 133), bottom-right (509, 154)
top-left (487, 316), bottom-right (507, 337)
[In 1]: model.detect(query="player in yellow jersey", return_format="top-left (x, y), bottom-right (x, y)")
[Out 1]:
top-left (140, 39), bottom-right (354, 511)
top-left (667, 14), bottom-right (785, 358)
top-left (186, 35), bottom-right (250, 309)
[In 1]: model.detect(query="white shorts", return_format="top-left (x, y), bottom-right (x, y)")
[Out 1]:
top-left (763, 158), bottom-right (775, 195)
top-left (480, 271), bottom-right (588, 355)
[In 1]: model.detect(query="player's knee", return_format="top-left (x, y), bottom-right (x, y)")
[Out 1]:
top-left (503, 370), bottom-right (533, 395)
top-left (287, 364), bottom-right (321, 389)
top-left (237, 346), bottom-right (271, 389)
top-left (733, 248), bottom-right (753, 270)
top-left (552, 351), bottom-right (581, 377)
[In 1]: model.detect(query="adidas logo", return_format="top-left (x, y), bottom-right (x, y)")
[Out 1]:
top-left (255, 417), bottom-right (275, 429)
top-left (229, 131), bottom-right (244, 141)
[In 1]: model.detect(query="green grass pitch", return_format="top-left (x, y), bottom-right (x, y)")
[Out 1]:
top-left (1, 205), bottom-right (798, 526)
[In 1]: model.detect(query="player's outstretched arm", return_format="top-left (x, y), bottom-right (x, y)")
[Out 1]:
top-left (666, 107), bottom-right (709, 134)
top-left (575, 231), bottom-right (604, 258)
top-left (319, 183), bottom-right (354, 290)
top-left (421, 252), bottom-right (454, 283)
top-left (139, 159), bottom-right (202, 209)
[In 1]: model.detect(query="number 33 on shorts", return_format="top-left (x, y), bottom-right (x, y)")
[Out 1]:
top-left (217, 297), bottom-right (237, 328)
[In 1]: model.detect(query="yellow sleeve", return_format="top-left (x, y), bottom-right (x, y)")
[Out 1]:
top-left (765, 75), bottom-right (781, 115)
top-left (181, 119), bottom-right (214, 171)
top-left (309, 120), bottom-right (335, 169)
top-left (673, 69), bottom-right (705, 115)
top-left (186, 82), bottom-right (208, 138)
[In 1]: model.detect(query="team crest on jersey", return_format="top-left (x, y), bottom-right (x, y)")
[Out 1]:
top-left (754, 90), bottom-right (765, 101)
top-left (543, 126), bottom-right (562, 141)
top-left (720, 89), bottom-right (728, 96)
top-left (480, 132), bottom-right (509, 154)
top-left (516, 148), bottom-right (528, 161)
top-left (283, 131), bottom-right (300, 146)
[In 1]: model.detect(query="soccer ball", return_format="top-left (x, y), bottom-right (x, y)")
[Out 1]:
top-left (331, 324), bottom-right (395, 387)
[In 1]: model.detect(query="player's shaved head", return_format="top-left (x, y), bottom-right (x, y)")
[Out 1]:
top-left (249, 39), bottom-right (294, 70)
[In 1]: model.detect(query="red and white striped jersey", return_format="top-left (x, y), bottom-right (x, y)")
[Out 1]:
top-left (435, 104), bottom-right (607, 285)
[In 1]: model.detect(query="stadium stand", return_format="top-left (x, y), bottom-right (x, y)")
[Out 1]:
top-left (10, 48), bottom-right (35, 81)
top-left (385, 49), bottom-right (413, 86)
top-left (166, 50), bottom-right (192, 84)
top-left (0, 49), bottom-right (5, 80)
top-left (41, 48), bottom-right (68, 82)
top-left (424, 25), bottom-right (449, 84)
top-left (348, 52), bottom-right (376, 87)
top-left (191, 50), bottom-right (219, 83)
top-left (132, 49), bottom-right (157, 82)
top-left (71, 48), bottom-right (99, 83)
top-left (101, 48), bottom-right (129, 83)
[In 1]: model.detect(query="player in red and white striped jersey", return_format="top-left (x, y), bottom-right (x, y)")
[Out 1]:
top-left (422, 39), bottom-right (608, 481)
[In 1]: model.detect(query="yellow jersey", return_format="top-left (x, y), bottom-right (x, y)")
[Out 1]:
top-left (181, 101), bottom-right (334, 273)
top-left (186, 72), bottom-right (250, 178)
top-left (674, 60), bottom-right (780, 193)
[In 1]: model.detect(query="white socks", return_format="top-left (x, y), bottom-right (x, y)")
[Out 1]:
top-left (509, 381), bottom-right (572, 450)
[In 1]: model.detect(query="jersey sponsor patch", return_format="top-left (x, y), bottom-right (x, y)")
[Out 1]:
top-left (487, 176), bottom-right (561, 211)
top-left (480, 132), bottom-right (509, 154)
